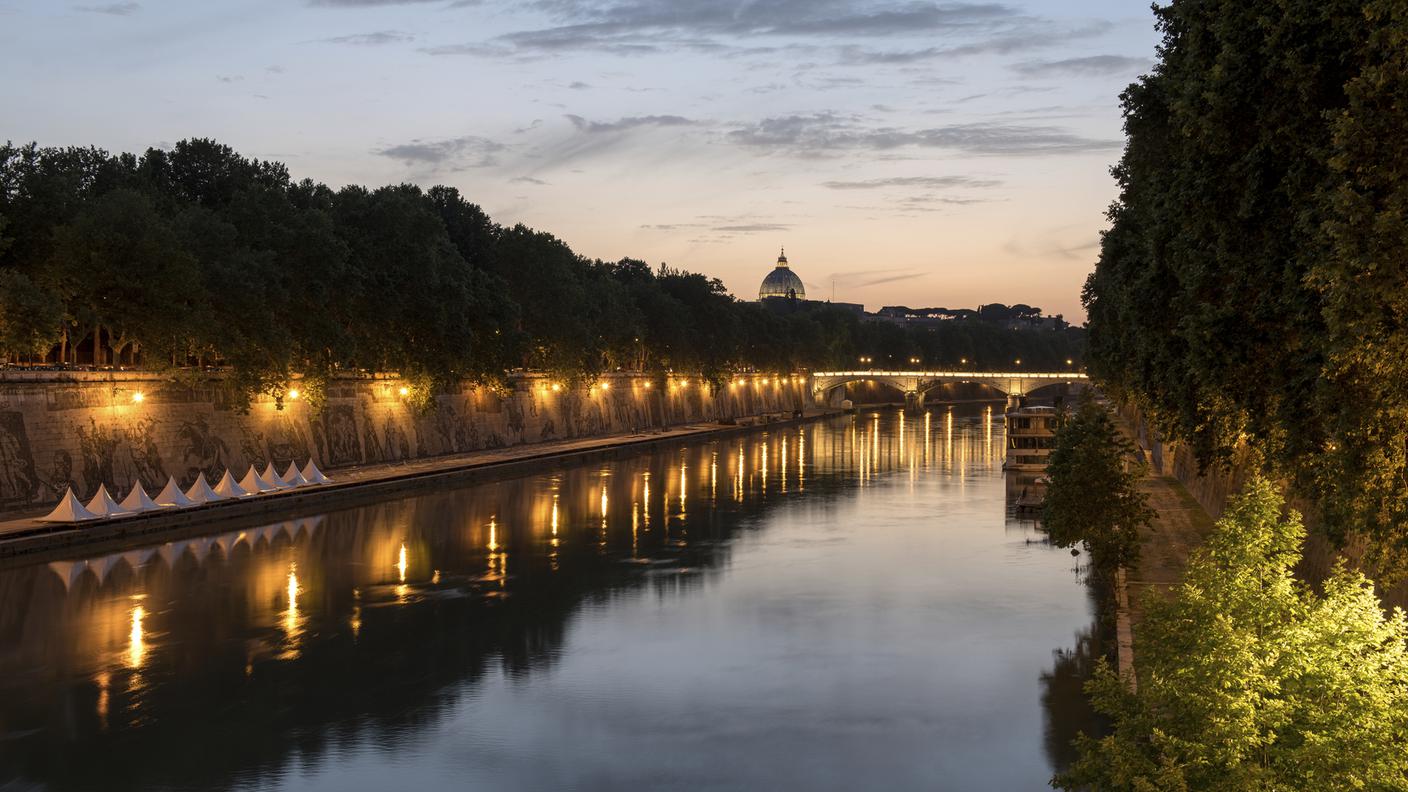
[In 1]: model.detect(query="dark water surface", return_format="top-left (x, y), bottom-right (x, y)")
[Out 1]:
top-left (0, 410), bottom-right (1101, 792)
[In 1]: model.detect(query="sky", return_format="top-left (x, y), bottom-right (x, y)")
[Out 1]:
top-left (0, 0), bottom-right (1160, 319)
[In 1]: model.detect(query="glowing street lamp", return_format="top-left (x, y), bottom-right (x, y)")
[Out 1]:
top-left (288, 388), bottom-right (300, 400)
top-left (131, 391), bottom-right (144, 404)
top-left (398, 386), bottom-right (410, 397)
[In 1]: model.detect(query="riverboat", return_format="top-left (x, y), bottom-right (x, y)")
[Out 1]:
top-left (1003, 404), bottom-right (1059, 471)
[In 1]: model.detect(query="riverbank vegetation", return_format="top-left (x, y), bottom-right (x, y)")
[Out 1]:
top-left (1042, 399), bottom-right (1152, 574)
top-left (1082, 0), bottom-right (1408, 568)
top-left (1056, 478), bottom-right (1408, 791)
top-left (0, 139), bottom-right (1085, 407)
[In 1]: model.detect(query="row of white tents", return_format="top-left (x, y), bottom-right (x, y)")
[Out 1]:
top-left (40, 460), bottom-right (333, 523)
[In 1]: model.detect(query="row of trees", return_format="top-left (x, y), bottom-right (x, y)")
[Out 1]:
top-left (0, 139), bottom-right (1086, 407)
top-left (1083, 0), bottom-right (1408, 567)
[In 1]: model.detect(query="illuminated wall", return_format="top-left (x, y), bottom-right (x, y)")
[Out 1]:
top-left (0, 372), bottom-right (809, 517)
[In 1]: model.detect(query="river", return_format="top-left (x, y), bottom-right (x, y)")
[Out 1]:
top-left (0, 408), bottom-right (1102, 791)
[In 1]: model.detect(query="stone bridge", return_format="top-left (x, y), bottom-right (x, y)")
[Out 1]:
top-left (811, 370), bottom-right (1090, 411)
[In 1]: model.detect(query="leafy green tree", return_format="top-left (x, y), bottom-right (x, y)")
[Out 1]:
top-left (1043, 399), bottom-right (1152, 571)
top-left (1057, 477), bottom-right (1408, 791)
top-left (1309, 0), bottom-right (1408, 562)
top-left (0, 268), bottom-right (63, 360)
top-left (46, 188), bottom-right (200, 364)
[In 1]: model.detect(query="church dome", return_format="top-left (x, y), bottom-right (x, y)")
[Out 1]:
top-left (758, 248), bottom-right (806, 301)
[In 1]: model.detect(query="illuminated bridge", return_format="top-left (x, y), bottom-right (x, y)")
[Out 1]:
top-left (810, 370), bottom-right (1090, 410)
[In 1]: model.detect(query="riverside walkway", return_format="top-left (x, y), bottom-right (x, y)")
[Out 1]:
top-left (0, 410), bottom-right (834, 558)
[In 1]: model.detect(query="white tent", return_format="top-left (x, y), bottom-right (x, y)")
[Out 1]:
top-left (238, 467), bottom-right (273, 494)
top-left (214, 470), bottom-right (250, 498)
top-left (185, 473), bottom-right (223, 504)
top-left (301, 459), bottom-right (331, 485)
top-left (38, 488), bottom-right (99, 523)
top-left (282, 462), bottom-right (310, 487)
top-left (85, 484), bottom-right (126, 518)
top-left (262, 463), bottom-right (293, 489)
top-left (119, 482), bottom-right (162, 513)
top-left (155, 477), bottom-right (196, 507)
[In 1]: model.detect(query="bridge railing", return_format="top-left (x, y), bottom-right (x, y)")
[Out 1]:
top-left (811, 371), bottom-right (1087, 379)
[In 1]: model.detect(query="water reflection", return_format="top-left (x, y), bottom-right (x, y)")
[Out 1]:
top-left (0, 409), bottom-right (1094, 791)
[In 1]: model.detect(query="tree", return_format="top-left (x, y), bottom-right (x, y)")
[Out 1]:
top-left (46, 188), bottom-right (200, 364)
top-left (0, 268), bottom-right (62, 360)
top-left (1042, 399), bottom-right (1152, 571)
top-left (1057, 477), bottom-right (1408, 791)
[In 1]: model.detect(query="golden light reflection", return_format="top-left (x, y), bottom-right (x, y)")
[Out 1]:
top-left (283, 564), bottom-right (304, 657)
top-left (798, 429), bottom-right (806, 490)
top-left (95, 671), bottom-right (110, 730)
top-left (761, 439), bottom-right (769, 493)
top-left (679, 463), bottom-right (687, 516)
top-left (710, 452), bottom-right (717, 502)
top-left (487, 517), bottom-right (506, 588)
top-left (350, 588), bottom-right (362, 640)
top-left (924, 411), bottom-right (932, 467)
top-left (397, 543), bottom-right (409, 582)
top-left (781, 435), bottom-right (788, 493)
top-left (600, 484), bottom-right (609, 550)
top-left (946, 409), bottom-right (955, 462)
top-left (736, 446), bottom-right (744, 501)
top-left (127, 604), bottom-right (146, 670)
top-left (642, 472), bottom-right (651, 528)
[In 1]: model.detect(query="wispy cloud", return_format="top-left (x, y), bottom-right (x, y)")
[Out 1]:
top-left (1011, 54), bottom-right (1149, 76)
top-left (511, 175), bottom-right (549, 185)
top-left (566, 114), bottom-right (696, 133)
top-left (74, 2), bottom-right (138, 14)
top-left (822, 175), bottom-right (1002, 190)
top-left (420, 1), bottom-right (1107, 61)
top-left (320, 31), bottom-right (415, 46)
top-left (830, 268), bottom-right (927, 288)
top-left (728, 113), bottom-right (1118, 156)
top-left (308, 0), bottom-right (445, 6)
top-left (375, 134), bottom-right (506, 168)
top-left (714, 223), bottom-right (791, 233)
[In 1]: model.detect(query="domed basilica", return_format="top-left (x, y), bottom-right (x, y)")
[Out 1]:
top-left (758, 248), bottom-right (806, 301)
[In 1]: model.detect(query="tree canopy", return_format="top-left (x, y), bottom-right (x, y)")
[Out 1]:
top-left (1057, 477), bottom-right (1408, 791)
top-left (1082, 0), bottom-right (1408, 567)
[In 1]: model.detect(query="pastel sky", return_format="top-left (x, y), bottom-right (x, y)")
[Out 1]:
top-left (0, 0), bottom-right (1159, 319)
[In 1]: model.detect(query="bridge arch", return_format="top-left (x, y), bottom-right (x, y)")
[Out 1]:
top-left (810, 370), bottom-right (1089, 409)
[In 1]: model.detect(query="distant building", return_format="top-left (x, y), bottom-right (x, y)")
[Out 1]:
top-left (751, 251), bottom-right (1064, 329)
top-left (758, 248), bottom-right (806, 301)
top-left (756, 249), bottom-right (865, 315)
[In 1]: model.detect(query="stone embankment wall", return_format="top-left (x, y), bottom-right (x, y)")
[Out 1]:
top-left (1119, 402), bottom-right (1408, 608)
top-left (0, 371), bottom-right (808, 519)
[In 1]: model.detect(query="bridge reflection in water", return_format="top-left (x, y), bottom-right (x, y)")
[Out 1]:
top-left (0, 408), bottom-right (1097, 792)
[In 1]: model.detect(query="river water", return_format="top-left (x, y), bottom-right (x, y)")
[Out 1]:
top-left (0, 409), bottom-right (1101, 792)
